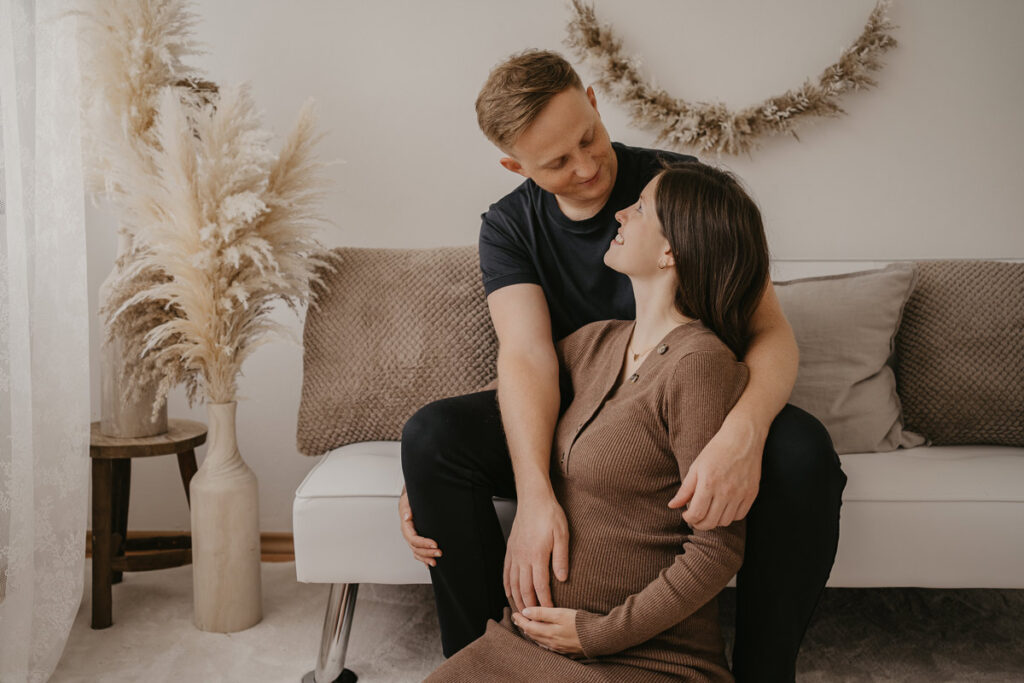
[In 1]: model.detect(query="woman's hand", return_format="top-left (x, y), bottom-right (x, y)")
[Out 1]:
top-left (512, 606), bottom-right (583, 656)
top-left (398, 486), bottom-right (442, 567)
top-left (668, 412), bottom-right (764, 530)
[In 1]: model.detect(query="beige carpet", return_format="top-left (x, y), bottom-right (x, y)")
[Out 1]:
top-left (52, 561), bottom-right (1024, 682)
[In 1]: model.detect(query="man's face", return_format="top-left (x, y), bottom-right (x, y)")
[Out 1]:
top-left (501, 86), bottom-right (616, 211)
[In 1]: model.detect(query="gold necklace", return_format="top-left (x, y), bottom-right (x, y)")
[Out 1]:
top-left (629, 344), bottom-right (656, 362)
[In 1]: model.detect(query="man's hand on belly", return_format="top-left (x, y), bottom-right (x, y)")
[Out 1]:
top-left (504, 493), bottom-right (570, 611)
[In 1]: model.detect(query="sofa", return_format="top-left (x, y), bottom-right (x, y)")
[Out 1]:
top-left (292, 249), bottom-right (1024, 683)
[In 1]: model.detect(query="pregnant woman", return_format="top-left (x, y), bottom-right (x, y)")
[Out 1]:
top-left (427, 161), bottom-right (770, 682)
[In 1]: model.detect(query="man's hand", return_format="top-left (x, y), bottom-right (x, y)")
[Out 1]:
top-left (669, 414), bottom-right (764, 530)
top-left (399, 486), bottom-right (442, 567)
top-left (504, 494), bottom-right (569, 612)
top-left (512, 606), bottom-right (583, 656)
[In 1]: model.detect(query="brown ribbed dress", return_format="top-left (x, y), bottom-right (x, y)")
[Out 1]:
top-left (427, 319), bottom-right (749, 682)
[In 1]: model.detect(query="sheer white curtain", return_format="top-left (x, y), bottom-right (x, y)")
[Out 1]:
top-left (0, 0), bottom-right (90, 680)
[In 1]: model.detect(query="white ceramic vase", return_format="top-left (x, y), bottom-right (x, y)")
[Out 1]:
top-left (98, 231), bottom-right (168, 437)
top-left (190, 401), bottom-right (263, 633)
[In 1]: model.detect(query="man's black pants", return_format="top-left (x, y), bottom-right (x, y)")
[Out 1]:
top-left (401, 389), bottom-right (847, 683)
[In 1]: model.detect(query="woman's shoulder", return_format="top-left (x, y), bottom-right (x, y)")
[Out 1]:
top-left (662, 324), bottom-right (749, 401)
top-left (672, 321), bottom-right (740, 362)
top-left (663, 331), bottom-right (753, 411)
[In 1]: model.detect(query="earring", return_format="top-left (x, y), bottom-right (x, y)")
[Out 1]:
top-left (657, 258), bottom-right (669, 269)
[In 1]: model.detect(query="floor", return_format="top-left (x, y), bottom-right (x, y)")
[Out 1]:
top-left (51, 562), bottom-right (1024, 682)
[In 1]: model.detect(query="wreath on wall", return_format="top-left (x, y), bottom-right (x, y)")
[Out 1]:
top-left (565, 0), bottom-right (898, 156)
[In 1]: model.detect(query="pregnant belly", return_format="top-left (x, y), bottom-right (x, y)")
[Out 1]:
top-left (549, 532), bottom-right (679, 614)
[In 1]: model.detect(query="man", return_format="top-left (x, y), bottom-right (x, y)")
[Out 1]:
top-left (400, 50), bottom-right (846, 682)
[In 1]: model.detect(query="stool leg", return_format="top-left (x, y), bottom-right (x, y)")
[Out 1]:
top-left (110, 459), bottom-right (131, 585)
top-left (177, 449), bottom-right (198, 508)
top-left (91, 458), bottom-right (114, 629)
top-left (302, 583), bottom-right (359, 683)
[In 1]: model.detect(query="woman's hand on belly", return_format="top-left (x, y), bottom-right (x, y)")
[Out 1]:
top-left (512, 606), bottom-right (583, 656)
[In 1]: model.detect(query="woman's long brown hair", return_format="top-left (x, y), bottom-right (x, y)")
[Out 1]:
top-left (654, 162), bottom-right (770, 359)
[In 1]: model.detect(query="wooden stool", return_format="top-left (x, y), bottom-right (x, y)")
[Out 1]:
top-left (89, 419), bottom-right (207, 629)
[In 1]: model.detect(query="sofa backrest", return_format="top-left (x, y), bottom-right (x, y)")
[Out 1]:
top-left (296, 251), bottom-right (1024, 456)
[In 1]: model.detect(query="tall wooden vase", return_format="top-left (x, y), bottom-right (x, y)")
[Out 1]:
top-left (190, 401), bottom-right (263, 632)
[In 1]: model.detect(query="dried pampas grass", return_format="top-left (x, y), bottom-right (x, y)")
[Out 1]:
top-left (104, 84), bottom-right (333, 415)
top-left (77, 0), bottom-right (206, 197)
top-left (565, 0), bottom-right (898, 156)
top-left (79, 0), bottom-right (329, 416)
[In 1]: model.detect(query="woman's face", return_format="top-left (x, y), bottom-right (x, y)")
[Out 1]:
top-left (604, 174), bottom-right (673, 276)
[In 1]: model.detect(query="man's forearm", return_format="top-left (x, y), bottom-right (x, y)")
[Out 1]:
top-left (731, 319), bottom-right (799, 438)
top-left (495, 347), bottom-right (561, 502)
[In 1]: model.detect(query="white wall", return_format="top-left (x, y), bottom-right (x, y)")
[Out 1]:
top-left (85, 0), bottom-right (1024, 533)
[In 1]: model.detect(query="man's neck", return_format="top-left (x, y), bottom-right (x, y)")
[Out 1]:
top-left (554, 194), bottom-right (610, 222)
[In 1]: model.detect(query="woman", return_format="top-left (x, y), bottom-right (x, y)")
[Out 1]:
top-left (427, 161), bottom-right (771, 682)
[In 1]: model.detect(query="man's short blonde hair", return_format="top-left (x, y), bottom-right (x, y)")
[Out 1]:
top-left (475, 50), bottom-right (584, 153)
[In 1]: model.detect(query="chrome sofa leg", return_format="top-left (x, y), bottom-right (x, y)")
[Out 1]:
top-left (302, 583), bottom-right (359, 683)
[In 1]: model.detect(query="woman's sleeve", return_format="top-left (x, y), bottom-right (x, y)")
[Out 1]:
top-left (574, 349), bottom-right (750, 658)
top-left (554, 324), bottom-right (590, 369)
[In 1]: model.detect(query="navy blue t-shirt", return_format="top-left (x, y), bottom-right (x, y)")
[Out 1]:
top-left (479, 142), bottom-right (697, 341)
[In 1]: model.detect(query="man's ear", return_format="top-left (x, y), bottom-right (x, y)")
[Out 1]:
top-left (586, 85), bottom-right (599, 113)
top-left (500, 157), bottom-right (526, 177)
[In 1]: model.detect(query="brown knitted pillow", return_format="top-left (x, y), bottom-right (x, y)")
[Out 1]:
top-left (296, 246), bottom-right (497, 456)
top-left (895, 260), bottom-right (1024, 446)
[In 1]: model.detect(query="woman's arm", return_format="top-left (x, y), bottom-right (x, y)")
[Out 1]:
top-left (574, 350), bottom-right (750, 657)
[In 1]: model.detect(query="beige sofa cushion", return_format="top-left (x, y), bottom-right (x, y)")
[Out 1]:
top-left (296, 246), bottom-right (497, 456)
top-left (775, 263), bottom-right (926, 454)
top-left (895, 260), bottom-right (1024, 446)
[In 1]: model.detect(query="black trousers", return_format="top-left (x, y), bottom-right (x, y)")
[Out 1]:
top-left (401, 390), bottom-right (847, 683)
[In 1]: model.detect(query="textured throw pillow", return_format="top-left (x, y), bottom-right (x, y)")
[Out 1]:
top-left (296, 246), bottom-right (497, 456)
top-left (896, 260), bottom-right (1024, 446)
top-left (775, 263), bottom-right (927, 454)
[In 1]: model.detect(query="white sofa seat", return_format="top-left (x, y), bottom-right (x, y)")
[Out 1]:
top-left (293, 441), bottom-right (1024, 682)
top-left (831, 444), bottom-right (1024, 587)
top-left (293, 441), bottom-right (516, 586)
top-left (295, 441), bottom-right (1024, 589)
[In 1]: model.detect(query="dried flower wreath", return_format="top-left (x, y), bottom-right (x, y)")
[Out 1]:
top-left (565, 0), bottom-right (898, 156)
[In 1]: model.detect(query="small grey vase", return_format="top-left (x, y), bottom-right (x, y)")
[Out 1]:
top-left (98, 231), bottom-right (168, 438)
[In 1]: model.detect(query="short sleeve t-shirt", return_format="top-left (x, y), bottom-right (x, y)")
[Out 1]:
top-left (479, 142), bottom-right (697, 341)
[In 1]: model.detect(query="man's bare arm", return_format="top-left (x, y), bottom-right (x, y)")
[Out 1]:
top-left (487, 283), bottom-right (569, 612)
top-left (489, 284), bottom-right (560, 499)
top-left (731, 280), bottom-right (799, 431)
top-left (669, 279), bottom-right (799, 529)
